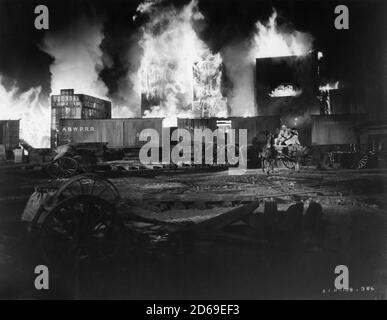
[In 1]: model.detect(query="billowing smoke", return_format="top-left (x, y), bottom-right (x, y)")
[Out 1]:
top-left (1, 16), bottom-right (138, 148)
top-left (222, 9), bottom-right (314, 117)
top-left (112, 37), bottom-right (142, 118)
top-left (1, 3), bottom-right (315, 148)
top-left (0, 77), bottom-right (50, 147)
top-left (0, 18), bottom-right (116, 148)
top-left (42, 18), bottom-right (109, 100)
top-left (0, 17), bottom-right (111, 148)
top-left (221, 41), bottom-right (257, 117)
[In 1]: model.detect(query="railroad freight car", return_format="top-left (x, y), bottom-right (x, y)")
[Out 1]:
top-left (0, 120), bottom-right (20, 149)
top-left (51, 89), bottom-right (112, 148)
top-left (311, 114), bottom-right (367, 146)
top-left (0, 120), bottom-right (20, 159)
top-left (310, 114), bottom-right (371, 168)
top-left (177, 116), bottom-right (280, 168)
top-left (356, 121), bottom-right (387, 168)
top-left (177, 116), bottom-right (280, 146)
top-left (57, 118), bottom-right (163, 148)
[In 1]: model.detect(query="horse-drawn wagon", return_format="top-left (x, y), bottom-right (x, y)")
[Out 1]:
top-left (259, 134), bottom-right (308, 174)
top-left (45, 143), bottom-right (107, 179)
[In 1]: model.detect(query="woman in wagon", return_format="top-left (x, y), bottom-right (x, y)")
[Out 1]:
top-left (288, 127), bottom-right (301, 146)
top-left (275, 125), bottom-right (300, 146)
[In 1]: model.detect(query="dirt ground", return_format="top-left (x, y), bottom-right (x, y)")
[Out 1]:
top-left (0, 166), bottom-right (387, 299)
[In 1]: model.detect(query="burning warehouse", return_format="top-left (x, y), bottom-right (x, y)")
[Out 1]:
top-left (255, 52), bottom-right (319, 117)
top-left (51, 89), bottom-right (112, 148)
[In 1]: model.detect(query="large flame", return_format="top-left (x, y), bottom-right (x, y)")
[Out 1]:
top-left (269, 84), bottom-right (302, 97)
top-left (252, 10), bottom-right (313, 58)
top-left (138, 0), bottom-right (227, 126)
top-left (319, 81), bottom-right (339, 91)
top-left (192, 55), bottom-right (228, 118)
top-left (0, 77), bottom-right (50, 148)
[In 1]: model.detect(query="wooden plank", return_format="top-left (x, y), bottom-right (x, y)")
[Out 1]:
top-left (182, 201), bottom-right (260, 232)
top-left (131, 189), bottom-right (324, 203)
top-left (198, 230), bottom-right (269, 247)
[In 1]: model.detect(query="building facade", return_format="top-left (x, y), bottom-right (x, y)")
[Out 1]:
top-left (51, 89), bottom-right (111, 148)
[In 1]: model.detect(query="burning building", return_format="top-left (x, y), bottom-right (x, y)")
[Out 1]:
top-left (138, 0), bottom-right (228, 126)
top-left (255, 51), bottom-right (319, 117)
top-left (51, 89), bottom-right (111, 148)
top-left (141, 54), bottom-right (227, 122)
top-left (255, 52), bottom-right (319, 145)
top-left (192, 58), bottom-right (228, 118)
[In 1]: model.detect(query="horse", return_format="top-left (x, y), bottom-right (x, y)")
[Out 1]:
top-left (260, 133), bottom-right (278, 175)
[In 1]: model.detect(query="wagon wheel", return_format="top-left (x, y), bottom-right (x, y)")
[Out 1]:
top-left (261, 158), bottom-right (268, 173)
top-left (39, 195), bottom-right (123, 265)
top-left (281, 157), bottom-right (296, 169)
top-left (47, 174), bottom-right (120, 208)
top-left (262, 158), bottom-right (275, 175)
top-left (319, 152), bottom-right (335, 169)
top-left (261, 157), bottom-right (266, 172)
top-left (357, 154), bottom-right (368, 169)
top-left (46, 157), bottom-right (78, 179)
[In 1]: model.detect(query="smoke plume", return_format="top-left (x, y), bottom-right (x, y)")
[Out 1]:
top-left (42, 18), bottom-right (109, 99)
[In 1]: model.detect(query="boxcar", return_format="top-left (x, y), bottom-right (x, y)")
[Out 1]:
top-left (57, 118), bottom-right (163, 148)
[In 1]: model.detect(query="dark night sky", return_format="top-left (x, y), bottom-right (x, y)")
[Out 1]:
top-left (0, 0), bottom-right (386, 109)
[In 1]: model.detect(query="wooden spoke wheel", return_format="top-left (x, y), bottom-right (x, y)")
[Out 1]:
top-left (319, 152), bottom-right (335, 169)
top-left (46, 157), bottom-right (79, 179)
top-left (357, 154), bottom-right (368, 169)
top-left (47, 174), bottom-right (120, 207)
top-left (262, 158), bottom-right (275, 174)
top-left (261, 157), bottom-right (266, 172)
top-left (39, 195), bottom-right (122, 265)
top-left (281, 157), bottom-right (296, 169)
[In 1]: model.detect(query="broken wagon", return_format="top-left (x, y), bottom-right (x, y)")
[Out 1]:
top-left (45, 142), bottom-right (108, 179)
top-left (21, 173), bottom-right (324, 265)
